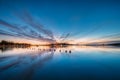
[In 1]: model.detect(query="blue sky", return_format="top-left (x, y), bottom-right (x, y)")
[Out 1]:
top-left (0, 0), bottom-right (120, 43)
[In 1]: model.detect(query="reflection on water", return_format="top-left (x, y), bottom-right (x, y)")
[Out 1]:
top-left (0, 46), bottom-right (120, 80)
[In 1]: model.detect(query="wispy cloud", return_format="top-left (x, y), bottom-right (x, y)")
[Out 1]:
top-left (0, 12), bottom-right (56, 43)
top-left (16, 11), bottom-right (54, 39)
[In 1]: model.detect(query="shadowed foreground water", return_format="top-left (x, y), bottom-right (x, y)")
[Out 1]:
top-left (0, 46), bottom-right (120, 80)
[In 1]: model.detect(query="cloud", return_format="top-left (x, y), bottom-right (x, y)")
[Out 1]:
top-left (0, 17), bottom-right (55, 43)
top-left (16, 11), bottom-right (54, 39)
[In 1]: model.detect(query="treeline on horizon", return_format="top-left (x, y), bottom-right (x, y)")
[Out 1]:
top-left (0, 40), bottom-right (120, 47)
top-left (0, 40), bottom-right (31, 46)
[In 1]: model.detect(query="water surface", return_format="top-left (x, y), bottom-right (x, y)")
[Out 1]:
top-left (0, 46), bottom-right (120, 80)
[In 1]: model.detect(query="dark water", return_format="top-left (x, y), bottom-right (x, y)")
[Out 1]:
top-left (0, 46), bottom-right (120, 80)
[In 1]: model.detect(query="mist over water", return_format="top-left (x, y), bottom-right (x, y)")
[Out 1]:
top-left (0, 46), bottom-right (120, 80)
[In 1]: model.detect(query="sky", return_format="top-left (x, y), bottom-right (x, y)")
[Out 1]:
top-left (0, 0), bottom-right (120, 44)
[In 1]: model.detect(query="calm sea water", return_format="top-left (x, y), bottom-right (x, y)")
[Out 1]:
top-left (0, 46), bottom-right (120, 80)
